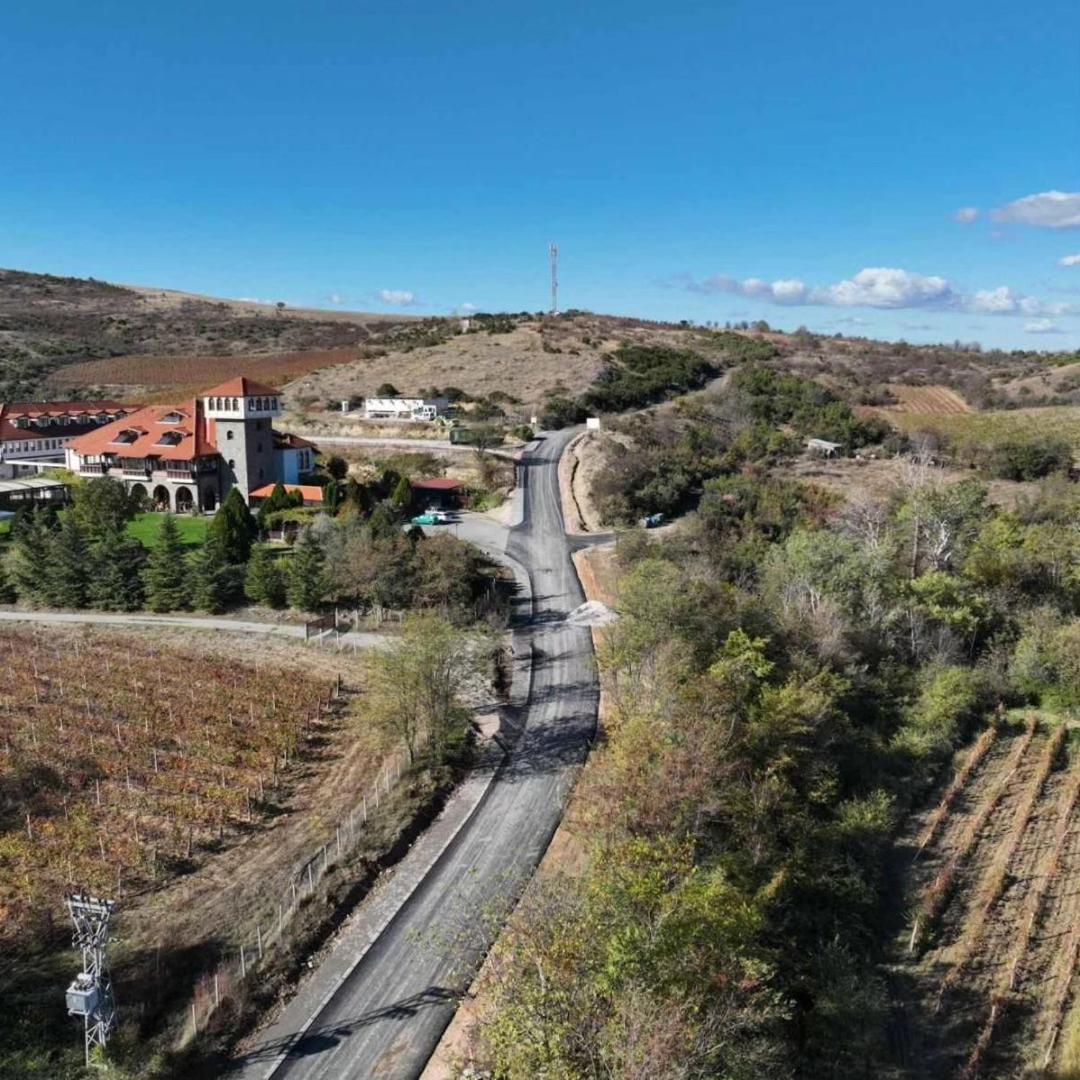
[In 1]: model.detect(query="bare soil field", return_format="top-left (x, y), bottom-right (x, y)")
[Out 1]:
top-left (884, 405), bottom-right (1080, 452)
top-left (890, 715), bottom-right (1080, 1078)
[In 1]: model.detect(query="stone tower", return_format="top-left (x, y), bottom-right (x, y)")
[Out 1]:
top-left (201, 377), bottom-right (282, 502)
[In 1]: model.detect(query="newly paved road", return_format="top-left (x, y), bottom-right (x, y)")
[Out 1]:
top-left (232, 429), bottom-right (598, 1079)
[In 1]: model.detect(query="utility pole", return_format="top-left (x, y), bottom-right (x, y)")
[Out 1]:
top-left (65, 893), bottom-right (117, 1068)
top-left (549, 242), bottom-right (559, 316)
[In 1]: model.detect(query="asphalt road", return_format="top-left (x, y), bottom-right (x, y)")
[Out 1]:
top-left (231, 429), bottom-right (598, 1080)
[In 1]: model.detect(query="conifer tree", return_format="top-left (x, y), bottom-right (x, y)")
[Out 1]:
top-left (323, 482), bottom-right (342, 515)
top-left (189, 536), bottom-right (236, 614)
top-left (391, 475), bottom-right (414, 511)
top-left (245, 544), bottom-right (286, 608)
top-left (47, 515), bottom-right (90, 608)
top-left (209, 487), bottom-right (257, 564)
top-left (0, 555), bottom-right (16, 604)
top-left (7, 507), bottom-right (56, 603)
top-left (142, 514), bottom-right (190, 612)
top-left (285, 529), bottom-right (327, 611)
top-left (87, 530), bottom-right (147, 611)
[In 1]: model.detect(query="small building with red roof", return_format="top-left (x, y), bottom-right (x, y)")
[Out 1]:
top-left (65, 377), bottom-right (318, 512)
top-left (410, 476), bottom-right (464, 508)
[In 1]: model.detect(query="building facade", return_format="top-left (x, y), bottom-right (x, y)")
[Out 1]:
top-left (66, 377), bottom-right (314, 512)
top-left (362, 397), bottom-right (449, 422)
top-left (0, 400), bottom-right (137, 479)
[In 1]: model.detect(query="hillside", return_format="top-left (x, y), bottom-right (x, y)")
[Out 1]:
top-left (0, 268), bottom-right (417, 401)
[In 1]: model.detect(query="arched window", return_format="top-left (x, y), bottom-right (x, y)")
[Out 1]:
top-left (226, 429), bottom-right (234, 440)
top-left (229, 397), bottom-right (238, 411)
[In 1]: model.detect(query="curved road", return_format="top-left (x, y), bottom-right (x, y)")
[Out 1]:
top-left (232, 429), bottom-right (599, 1079)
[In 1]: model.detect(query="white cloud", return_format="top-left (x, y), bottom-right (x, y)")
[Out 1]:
top-left (327, 292), bottom-right (345, 305)
top-left (1060, 254), bottom-right (1080, 267)
top-left (378, 289), bottom-right (416, 306)
top-left (1025, 318), bottom-right (1064, 334)
top-left (954, 207), bottom-right (979, 224)
top-left (992, 191), bottom-right (1080, 229)
top-left (684, 266), bottom-right (1073, 317)
top-left (834, 315), bottom-right (869, 326)
top-left (459, 302), bottom-right (478, 313)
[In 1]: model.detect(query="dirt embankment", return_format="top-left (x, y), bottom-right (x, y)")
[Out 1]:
top-left (558, 430), bottom-right (607, 534)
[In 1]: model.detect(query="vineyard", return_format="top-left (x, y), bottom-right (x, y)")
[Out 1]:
top-left (886, 384), bottom-right (972, 415)
top-left (0, 624), bottom-right (339, 941)
top-left (894, 714), bottom-right (1080, 1077)
top-left (47, 346), bottom-right (359, 396)
top-left (885, 404), bottom-right (1080, 451)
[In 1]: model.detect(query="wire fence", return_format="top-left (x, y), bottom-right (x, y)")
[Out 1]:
top-left (176, 731), bottom-right (411, 1047)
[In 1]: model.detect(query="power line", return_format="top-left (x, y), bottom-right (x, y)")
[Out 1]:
top-left (65, 893), bottom-right (117, 1068)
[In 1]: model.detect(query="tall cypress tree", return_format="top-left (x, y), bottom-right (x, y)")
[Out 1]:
top-left (48, 515), bottom-right (90, 608)
top-left (285, 529), bottom-right (327, 611)
top-left (142, 514), bottom-right (190, 612)
top-left (209, 487), bottom-right (257, 564)
top-left (0, 556), bottom-right (16, 604)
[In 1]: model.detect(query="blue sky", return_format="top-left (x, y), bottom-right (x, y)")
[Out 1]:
top-left (2, 0), bottom-right (1079, 349)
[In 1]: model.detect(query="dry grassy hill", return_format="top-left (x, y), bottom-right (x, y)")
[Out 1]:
top-left (0, 268), bottom-right (417, 401)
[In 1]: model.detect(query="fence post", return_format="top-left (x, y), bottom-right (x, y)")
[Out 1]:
top-left (214, 973), bottom-right (220, 1008)
top-left (240, 944), bottom-right (246, 979)
top-left (191, 1001), bottom-right (197, 1036)
top-left (292, 879), bottom-right (297, 904)
top-left (278, 902), bottom-right (284, 933)
top-left (336, 826), bottom-right (341, 857)
top-left (363, 794), bottom-right (368, 822)
top-left (257, 923), bottom-right (263, 960)
top-left (307, 862), bottom-right (314, 893)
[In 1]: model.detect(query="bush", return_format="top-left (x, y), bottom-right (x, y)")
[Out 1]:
top-left (987, 437), bottom-right (1072, 481)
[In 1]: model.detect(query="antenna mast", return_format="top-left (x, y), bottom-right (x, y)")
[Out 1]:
top-left (65, 893), bottom-right (117, 1068)
top-left (549, 242), bottom-right (559, 316)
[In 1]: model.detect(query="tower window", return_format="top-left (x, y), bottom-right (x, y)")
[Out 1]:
top-left (226, 429), bottom-right (234, 440)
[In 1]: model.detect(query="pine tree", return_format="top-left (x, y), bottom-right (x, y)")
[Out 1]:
top-left (245, 544), bottom-right (286, 608)
top-left (285, 529), bottom-right (327, 611)
top-left (47, 515), bottom-right (90, 607)
top-left (142, 514), bottom-right (190, 612)
top-left (88, 531), bottom-right (147, 611)
top-left (189, 536), bottom-right (237, 614)
top-left (209, 487), bottom-right (257, 564)
top-left (323, 482), bottom-right (342, 515)
top-left (7, 508), bottom-right (56, 604)
top-left (0, 556), bottom-right (16, 604)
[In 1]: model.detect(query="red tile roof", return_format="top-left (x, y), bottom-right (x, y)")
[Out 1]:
top-left (410, 477), bottom-right (463, 490)
top-left (68, 401), bottom-right (217, 462)
top-left (0, 401), bottom-right (138, 441)
top-left (249, 483), bottom-right (325, 504)
top-left (274, 431), bottom-right (316, 450)
top-left (202, 376), bottom-right (280, 398)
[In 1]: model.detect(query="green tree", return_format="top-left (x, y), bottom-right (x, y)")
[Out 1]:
top-left (245, 544), bottom-right (286, 608)
top-left (6, 507), bottom-right (57, 603)
top-left (47, 515), bottom-right (90, 607)
top-left (87, 529), bottom-right (147, 611)
top-left (189, 536), bottom-right (238, 614)
top-left (366, 612), bottom-right (488, 764)
top-left (324, 454), bottom-right (348, 481)
top-left (142, 514), bottom-right (190, 612)
top-left (323, 482), bottom-right (342, 515)
top-left (0, 556), bottom-right (16, 603)
top-left (391, 475), bottom-right (413, 510)
top-left (70, 476), bottom-right (138, 542)
top-left (209, 487), bottom-right (257, 564)
top-left (285, 529), bottom-right (327, 611)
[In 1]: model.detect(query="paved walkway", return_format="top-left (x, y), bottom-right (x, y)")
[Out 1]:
top-left (0, 609), bottom-right (386, 649)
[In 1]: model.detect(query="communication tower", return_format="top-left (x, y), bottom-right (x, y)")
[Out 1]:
top-left (65, 893), bottom-right (117, 1068)
top-left (549, 242), bottom-right (559, 315)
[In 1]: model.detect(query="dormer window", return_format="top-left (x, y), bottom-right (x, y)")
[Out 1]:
top-left (155, 431), bottom-right (184, 447)
top-left (110, 429), bottom-right (139, 445)
top-left (159, 411), bottom-right (185, 424)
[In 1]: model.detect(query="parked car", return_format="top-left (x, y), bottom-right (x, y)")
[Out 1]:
top-left (410, 509), bottom-right (450, 525)
top-left (642, 513), bottom-right (665, 529)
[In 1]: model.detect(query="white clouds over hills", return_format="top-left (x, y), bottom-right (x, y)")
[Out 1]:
top-left (684, 267), bottom-right (1073, 317)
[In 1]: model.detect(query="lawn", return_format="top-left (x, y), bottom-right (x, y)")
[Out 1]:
top-left (126, 510), bottom-right (209, 547)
